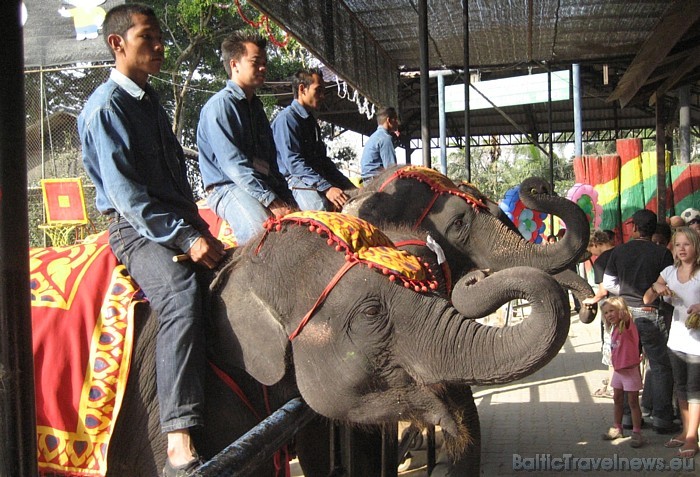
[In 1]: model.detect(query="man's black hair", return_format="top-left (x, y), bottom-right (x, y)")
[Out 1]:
top-left (221, 32), bottom-right (267, 77)
top-left (632, 209), bottom-right (657, 238)
top-left (292, 69), bottom-right (323, 99)
top-left (103, 4), bottom-right (157, 57)
top-left (376, 106), bottom-right (397, 126)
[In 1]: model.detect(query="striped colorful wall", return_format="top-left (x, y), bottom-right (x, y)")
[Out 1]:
top-left (572, 138), bottom-right (700, 243)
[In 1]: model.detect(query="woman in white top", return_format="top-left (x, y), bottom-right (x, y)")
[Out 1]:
top-left (644, 226), bottom-right (700, 458)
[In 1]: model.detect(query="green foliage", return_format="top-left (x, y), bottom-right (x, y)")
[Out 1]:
top-left (446, 143), bottom-right (575, 203)
top-left (583, 141), bottom-right (615, 156)
top-left (147, 0), bottom-right (310, 145)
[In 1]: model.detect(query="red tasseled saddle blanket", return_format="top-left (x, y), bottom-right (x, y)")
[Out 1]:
top-left (30, 206), bottom-right (235, 476)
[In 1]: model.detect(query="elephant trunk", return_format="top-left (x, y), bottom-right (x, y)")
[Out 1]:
top-left (554, 269), bottom-right (597, 324)
top-left (473, 201), bottom-right (588, 276)
top-left (421, 267), bottom-right (570, 385)
top-left (517, 177), bottom-right (590, 274)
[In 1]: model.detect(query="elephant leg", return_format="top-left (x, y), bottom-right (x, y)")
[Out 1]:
top-left (107, 305), bottom-right (163, 477)
top-left (294, 415), bottom-right (332, 477)
top-left (295, 419), bottom-right (384, 477)
top-left (432, 385), bottom-right (481, 476)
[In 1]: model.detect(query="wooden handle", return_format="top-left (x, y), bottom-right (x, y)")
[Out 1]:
top-left (172, 254), bottom-right (190, 262)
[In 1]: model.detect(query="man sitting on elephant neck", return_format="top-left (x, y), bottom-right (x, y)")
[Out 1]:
top-left (78, 4), bottom-right (226, 476)
top-left (197, 32), bottom-right (296, 245)
top-left (272, 69), bottom-right (356, 211)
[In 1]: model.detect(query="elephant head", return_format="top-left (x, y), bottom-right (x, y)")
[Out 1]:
top-left (208, 212), bottom-right (570, 441)
top-left (346, 166), bottom-right (589, 277)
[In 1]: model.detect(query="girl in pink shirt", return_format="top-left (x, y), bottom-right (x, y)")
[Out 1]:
top-left (601, 296), bottom-right (645, 448)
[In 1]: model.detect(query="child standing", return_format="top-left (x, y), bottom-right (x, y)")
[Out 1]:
top-left (601, 297), bottom-right (645, 448)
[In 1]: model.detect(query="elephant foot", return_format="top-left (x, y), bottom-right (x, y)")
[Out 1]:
top-left (429, 447), bottom-right (480, 477)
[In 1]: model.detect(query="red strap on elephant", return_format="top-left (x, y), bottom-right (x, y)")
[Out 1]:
top-left (377, 166), bottom-right (487, 230)
top-left (413, 192), bottom-right (440, 230)
top-left (289, 260), bottom-right (358, 340)
top-left (208, 362), bottom-right (291, 477)
top-left (209, 361), bottom-right (262, 419)
top-left (259, 212), bottom-right (439, 340)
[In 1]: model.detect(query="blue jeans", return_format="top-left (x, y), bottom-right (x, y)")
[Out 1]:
top-left (288, 176), bottom-right (332, 211)
top-left (108, 218), bottom-right (206, 433)
top-left (206, 183), bottom-right (272, 245)
top-left (631, 308), bottom-right (675, 428)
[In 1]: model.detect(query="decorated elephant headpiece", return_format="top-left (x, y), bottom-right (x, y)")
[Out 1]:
top-left (376, 166), bottom-right (487, 229)
top-left (259, 211), bottom-right (440, 339)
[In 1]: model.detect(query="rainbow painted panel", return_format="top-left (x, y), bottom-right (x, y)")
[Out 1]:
top-left (571, 139), bottom-right (696, 243)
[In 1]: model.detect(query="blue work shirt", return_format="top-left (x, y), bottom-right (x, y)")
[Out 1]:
top-left (79, 69), bottom-right (208, 253)
top-left (272, 100), bottom-right (354, 192)
top-left (197, 80), bottom-right (293, 208)
top-left (361, 126), bottom-right (397, 180)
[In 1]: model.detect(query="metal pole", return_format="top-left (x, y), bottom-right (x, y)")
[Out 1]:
top-left (572, 64), bottom-right (582, 158)
top-left (418, 0), bottom-right (430, 167)
top-left (380, 423), bottom-right (398, 477)
top-left (40, 68), bottom-right (45, 179)
top-left (463, 0), bottom-right (471, 181)
top-left (0, 1), bottom-right (38, 476)
top-left (437, 73), bottom-right (447, 175)
top-left (193, 398), bottom-right (315, 477)
top-left (547, 67), bottom-right (555, 232)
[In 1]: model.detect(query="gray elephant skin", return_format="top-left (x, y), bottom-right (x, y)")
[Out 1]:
top-left (347, 168), bottom-right (594, 323)
top-left (343, 167), bottom-right (594, 474)
top-left (100, 215), bottom-right (570, 476)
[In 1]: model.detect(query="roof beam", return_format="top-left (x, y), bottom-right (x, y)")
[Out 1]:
top-left (607, 0), bottom-right (700, 108)
top-left (649, 44), bottom-right (700, 106)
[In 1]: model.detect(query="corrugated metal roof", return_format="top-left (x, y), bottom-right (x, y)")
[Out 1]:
top-left (253, 0), bottom-right (700, 141)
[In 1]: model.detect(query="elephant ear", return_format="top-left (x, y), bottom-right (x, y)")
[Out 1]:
top-left (210, 279), bottom-right (290, 386)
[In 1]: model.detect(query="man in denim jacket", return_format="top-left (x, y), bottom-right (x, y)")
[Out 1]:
top-left (78, 4), bottom-right (225, 476)
top-left (197, 32), bottom-right (295, 245)
top-left (360, 106), bottom-right (400, 182)
top-left (272, 70), bottom-right (356, 211)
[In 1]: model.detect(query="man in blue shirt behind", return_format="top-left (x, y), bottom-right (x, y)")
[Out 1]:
top-left (360, 106), bottom-right (400, 182)
top-left (197, 32), bottom-right (295, 245)
top-left (79, 4), bottom-right (225, 476)
top-left (272, 69), bottom-right (356, 211)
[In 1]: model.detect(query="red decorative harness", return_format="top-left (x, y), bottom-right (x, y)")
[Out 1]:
top-left (377, 166), bottom-right (487, 230)
top-left (256, 211), bottom-right (440, 340)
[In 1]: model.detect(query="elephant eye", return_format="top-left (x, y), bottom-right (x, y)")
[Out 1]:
top-left (453, 218), bottom-right (464, 229)
top-left (363, 305), bottom-right (381, 316)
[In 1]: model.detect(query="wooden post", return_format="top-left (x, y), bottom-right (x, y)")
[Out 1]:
top-left (656, 96), bottom-right (667, 220)
top-left (0, 1), bottom-right (38, 476)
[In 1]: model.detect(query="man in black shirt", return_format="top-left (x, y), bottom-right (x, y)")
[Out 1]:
top-left (603, 209), bottom-right (675, 433)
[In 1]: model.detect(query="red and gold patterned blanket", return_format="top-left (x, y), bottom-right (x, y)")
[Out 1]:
top-left (30, 206), bottom-right (234, 476)
top-left (30, 239), bottom-right (143, 476)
